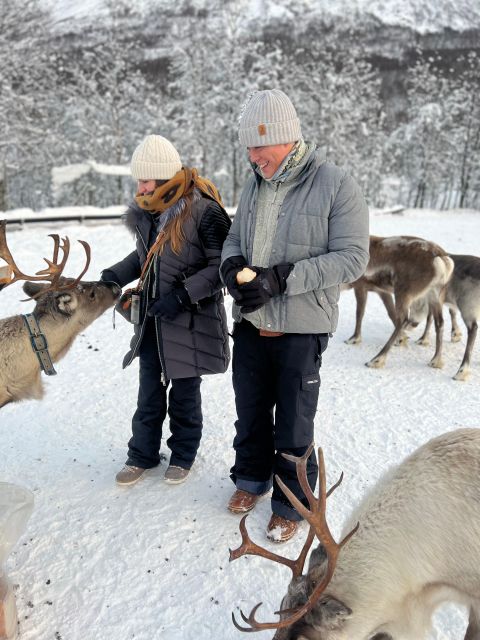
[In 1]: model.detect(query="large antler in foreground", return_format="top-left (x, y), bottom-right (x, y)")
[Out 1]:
top-left (229, 444), bottom-right (359, 632)
top-left (0, 220), bottom-right (91, 295)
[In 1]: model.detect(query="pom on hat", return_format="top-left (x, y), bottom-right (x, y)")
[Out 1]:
top-left (238, 89), bottom-right (302, 147)
top-left (131, 135), bottom-right (182, 180)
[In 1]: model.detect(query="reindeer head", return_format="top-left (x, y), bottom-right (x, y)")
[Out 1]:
top-left (23, 278), bottom-right (121, 325)
top-left (270, 545), bottom-right (355, 640)
top-left (229, 446), bottom-right (359, 640)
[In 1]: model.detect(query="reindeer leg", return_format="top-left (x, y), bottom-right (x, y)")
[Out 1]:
top-left (0, 393), bottom-right (13, 408)
top-left (382, 292), bottom-right (408, 347)
top-left (381, 292), bottom-right (397, 325)
top-left (366, 316), bottom-right (409, 368)
top-left (345, 287), bottom-right (368, 345)
top-left (416, 311), bottom-right (433, 347)
top-left (449, 307), bottom-right (462, 343)
top-left (453, 321), bottom-right (477, 381)
top-left (464, 604), bottom-right (480, 640)
top-left (428, 302), bottom-right (445, 369)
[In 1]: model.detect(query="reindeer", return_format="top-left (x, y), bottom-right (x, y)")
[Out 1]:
top-left (0, 222), bottom-right (120, 408)
top-left (343, 235), bottom-right (454, 368)
top-left (415, 254), bottom-right (480, 381)
top-left (230, 428), bottom-right (480, 640)
top-left (345, 247), bottom-right (479, 381)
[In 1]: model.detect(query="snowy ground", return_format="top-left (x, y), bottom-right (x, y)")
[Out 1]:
top-left (1, 208), bottom-right (479, 640)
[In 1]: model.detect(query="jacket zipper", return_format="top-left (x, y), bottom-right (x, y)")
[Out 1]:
top-left (153, 254), bottom-right (167, 386)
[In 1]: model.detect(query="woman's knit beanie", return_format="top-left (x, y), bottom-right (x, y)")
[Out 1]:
top-left (238, 89), bottom-right (302, 147)
top-left (131, 135), bottom-right (182, 180)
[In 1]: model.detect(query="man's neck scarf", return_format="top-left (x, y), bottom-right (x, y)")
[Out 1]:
top-left (135, 167), bottom-right (223, 213)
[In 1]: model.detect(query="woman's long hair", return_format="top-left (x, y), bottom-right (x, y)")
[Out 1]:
top-left (155, 181), bottom-right (194, 256)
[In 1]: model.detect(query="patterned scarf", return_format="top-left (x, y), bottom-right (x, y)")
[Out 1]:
top-left (134, 167), bottom-right (223, 213)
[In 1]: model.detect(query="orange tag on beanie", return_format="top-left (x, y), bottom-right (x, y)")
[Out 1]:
top-left (258, 124), bottom-right (267, 136)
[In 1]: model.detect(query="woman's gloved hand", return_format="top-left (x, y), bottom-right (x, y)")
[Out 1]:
top-left (148, 284), bottom-right (192, 320)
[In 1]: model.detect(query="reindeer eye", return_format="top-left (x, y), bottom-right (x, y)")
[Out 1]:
top-left (89, 290), bottom-right (95, 299)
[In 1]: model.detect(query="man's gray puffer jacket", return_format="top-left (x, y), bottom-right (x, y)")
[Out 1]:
top-left (104, 195), bottom-right (231, 380)
top-left (221, 147), bottom-right (370, 334)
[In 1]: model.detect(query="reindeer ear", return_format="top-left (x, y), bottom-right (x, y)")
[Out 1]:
top-left (304, 595), bottom-right (351, 631)
top-left (23, 281), bottom-right (49, 297)
top-left (318, 596), bottom-right (352, 626)
top-left (55, 292), bottom-right (77, 315)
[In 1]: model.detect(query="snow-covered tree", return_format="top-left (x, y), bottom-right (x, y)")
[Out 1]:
top-left (0, 0), bottom-right (56, 209)
top-left (450, 52), bottom-right (480, 208)
top-left (55, 0), bottom-right (161, 206)
top-left (281, 35), bottom-right (387, 204)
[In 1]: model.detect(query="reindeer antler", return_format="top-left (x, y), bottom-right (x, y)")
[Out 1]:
top-left (230, 444), bottom-right (359, 632)
top-left (0, 220), bottom-right (91, 295)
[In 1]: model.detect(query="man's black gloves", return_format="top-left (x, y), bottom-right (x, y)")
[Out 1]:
top-left (220, 255), bottom-right (247, 302)
top-left (238, 263), bottom-right (293, 313)
top-left (148, 284), bottom-right (192, 321)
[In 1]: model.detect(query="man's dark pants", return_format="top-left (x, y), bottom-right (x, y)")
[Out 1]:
top-left (126, 321), bottom-right (203, 470)
top-left (231, 319), bottom-right (328, 521)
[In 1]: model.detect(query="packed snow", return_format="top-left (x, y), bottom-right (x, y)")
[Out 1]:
top-left (0, 207), bottom-right (479, 640)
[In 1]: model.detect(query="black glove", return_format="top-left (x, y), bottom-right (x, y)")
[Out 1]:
top-left (220, 255), bottom-right (247, 302)
top-left (100, 269), bottom-right (121, 286)
top-left (238, 263), bottom-right (293, 313)
top-left (148, 285), bottom-right (192, 321)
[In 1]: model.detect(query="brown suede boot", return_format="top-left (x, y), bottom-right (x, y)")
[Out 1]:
top-left (266, 514), bottom-right (298, 542)
top-left (227, 489), bottom-right (266, 514)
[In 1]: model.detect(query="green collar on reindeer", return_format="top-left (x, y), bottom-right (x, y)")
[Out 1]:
top-left (22, 314), bottom-right (57, 376)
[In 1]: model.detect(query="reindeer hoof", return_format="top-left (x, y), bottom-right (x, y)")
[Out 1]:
top-left (453, 369), bottom-right (470, 381)
top-left (345, 336), bottom-right (361, 345)
top-left (451, 332), bottom-right (462, 343)
top-left (394, 336), bottom-right (409, 348)
top-left (416, 338), bottom-right (430, 347)
top-left (428, 359), bottom-right (444, 369)
top-left (366, 358), bottom-right (385, 369)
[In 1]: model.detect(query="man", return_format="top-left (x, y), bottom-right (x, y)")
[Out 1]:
top-left (220, 89), bottom-right (369, 542)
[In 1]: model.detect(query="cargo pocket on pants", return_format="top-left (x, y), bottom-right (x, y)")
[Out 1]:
top-left (296, 373), bottom-right (321, 419)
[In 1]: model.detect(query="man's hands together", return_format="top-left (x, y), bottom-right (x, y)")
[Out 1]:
top-left (237, 264), bottom-right (293, 313)
top-left (221, 256), bottom-right (293, 313)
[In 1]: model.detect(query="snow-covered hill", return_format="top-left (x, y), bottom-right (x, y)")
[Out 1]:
top-left (44, 0), bottom-right (480, 35)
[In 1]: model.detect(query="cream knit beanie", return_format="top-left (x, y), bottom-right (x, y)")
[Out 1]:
top-left (238, 89), bottom-right (302, 147)
top-left (130, 135), bottom-right (182, 180)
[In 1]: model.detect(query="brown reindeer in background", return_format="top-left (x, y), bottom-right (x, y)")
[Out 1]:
top-left (344, 240), bottom-right (479, 380)
top-left (230, 429), bottom-right (480, 640)
top-left (343, 235), bottom-right (454, 369)
top-left (0, 221), bottom-right (120, 408)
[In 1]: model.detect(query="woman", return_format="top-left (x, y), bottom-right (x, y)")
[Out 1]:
top-left (102, 135), bottom-right (231, 486)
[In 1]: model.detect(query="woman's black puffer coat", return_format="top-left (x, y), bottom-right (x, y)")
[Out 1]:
top-left (103, 192), bottom-right (231, 380)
